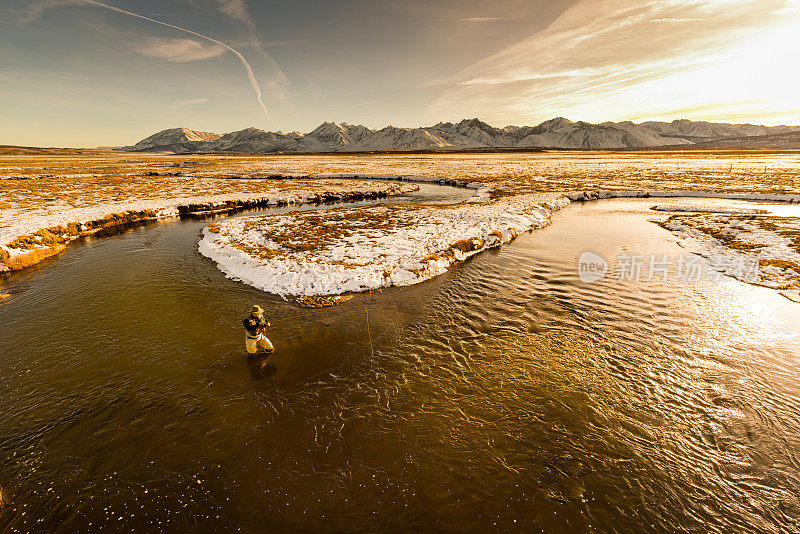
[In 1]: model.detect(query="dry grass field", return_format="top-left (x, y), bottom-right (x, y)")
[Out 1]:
top-left (3, 151), bottom-right (800, 196)
top-left (0, 154), bottom-right (422, 271)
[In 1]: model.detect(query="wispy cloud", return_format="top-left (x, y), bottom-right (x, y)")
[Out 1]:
top-left (212, 0), bottom-right (288, 93)
top-left (83, 0), bottom-right (273, 125)
top-left (132, 38), bottom-right (226, 63)
top-left (650, 18), bottom-right (704, 23)
top-left (13, 0), bottom-right (84, 23)
top-left (213, 0), bottom-right (250, 23)
top-left (432, 0), bottom-right (800, 125)
top-left (410, 17), bottom-right (519, 22)
top-left (775, 0), bottom-right (800, 14)
top-left (174, 97), bottom-right (209, 107)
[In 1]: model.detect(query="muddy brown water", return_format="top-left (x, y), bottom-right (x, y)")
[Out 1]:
top-left (1, 185), bottom-right (799, 533)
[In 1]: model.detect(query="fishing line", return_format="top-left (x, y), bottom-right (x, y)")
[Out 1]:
top-left (263, 291), bottom-right (378, 358)
top-left (268, 308), bottom-right (327, 324)
top-left (364, 303), bottom-right (374, 357)
top-left (83, 0), bottom-right (273, 125)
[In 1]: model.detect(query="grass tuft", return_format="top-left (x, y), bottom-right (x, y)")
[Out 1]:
top-left (760, 258), bottom-right (800, 273)
top-left (3, 245), bottom-right (66, 270)
top-left (451, 237), bottom-right (485, 253)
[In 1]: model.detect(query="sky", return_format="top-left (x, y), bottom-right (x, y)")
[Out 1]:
top-left (1, 0), bottom-right (799, 147)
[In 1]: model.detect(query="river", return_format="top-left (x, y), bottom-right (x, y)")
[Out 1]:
top-left (0, 184), bottom-right (799, 533)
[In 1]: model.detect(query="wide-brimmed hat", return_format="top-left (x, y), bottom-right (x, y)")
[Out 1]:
top-left (251, 305), bottom-right (264, 315)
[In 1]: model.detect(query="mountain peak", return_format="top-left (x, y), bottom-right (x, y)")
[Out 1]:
top-left (458, 117), bottom-right (488, 126)
top-left (537, 117), bottom-right (574, 130)
top-left (309, 121), bottom-right (346, 134)
top-left (132, 127), bottom-right (221, 149)
top-left (454, 118), bottom-right (499, 137)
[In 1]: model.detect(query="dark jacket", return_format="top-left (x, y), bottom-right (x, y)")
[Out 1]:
top-left (243, 315), bottom-right (267, 338)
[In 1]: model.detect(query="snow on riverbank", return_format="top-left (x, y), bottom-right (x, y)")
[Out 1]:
top-left (650, 204), bottom-right (768, 215)
top-left (0, 179), bottom-right (415, 272)
top-left (660, 213), bottom-right (800, 302)
top-left (568, 189), bottom-right (800, 203)
top-left (199, 193), bottom-right (569, 296)
top-left (198, 184), bottom-right (800, 299)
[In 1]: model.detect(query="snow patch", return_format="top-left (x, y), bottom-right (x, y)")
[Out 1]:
top-left (651, 204), bottom-right (769, 214)
top-left (199, 193), bottom-right (569, 296)
top-left (661, 213), bottom-right (800, 302)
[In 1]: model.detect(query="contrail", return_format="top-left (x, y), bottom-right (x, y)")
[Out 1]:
top-left (83, 0), bottom-right (273, 125)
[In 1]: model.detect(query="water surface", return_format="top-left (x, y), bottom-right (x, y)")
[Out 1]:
top-left (0, 190), bottom-right (799, 533)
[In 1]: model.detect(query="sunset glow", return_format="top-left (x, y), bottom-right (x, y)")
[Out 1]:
top-left (439, 0), bottom-right (800, 126)
top-left (1, 0), bottom-right (799, 146)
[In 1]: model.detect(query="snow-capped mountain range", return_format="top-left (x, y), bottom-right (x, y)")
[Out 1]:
top-left (127, 118), bottom-right (800, 153)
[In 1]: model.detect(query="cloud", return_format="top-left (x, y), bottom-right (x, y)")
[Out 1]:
top-left (775, 0), bottom-right (800, 14)
top-left (131, 37), bottom-right (226, 63)
top-left (649, 18), bottom-right (705, 23)
top-left (213, 0), bottom-right (251, 24)
top-left (410, 17), bottom-right (520, 22)
top-left (432, 0), bottom-right (800, 124)
top-left (13, 0), bottom-right (85, 23)
top-left (174, 97), bottom-right (209, 107)
top-left (211, 0), bottom-right (289, 92)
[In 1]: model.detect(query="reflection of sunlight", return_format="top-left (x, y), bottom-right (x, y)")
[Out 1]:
top-left (699, 279), bottom-right (799, 349)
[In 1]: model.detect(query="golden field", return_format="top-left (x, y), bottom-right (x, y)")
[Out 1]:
top-left (2, 150), bottom-right (800, 277)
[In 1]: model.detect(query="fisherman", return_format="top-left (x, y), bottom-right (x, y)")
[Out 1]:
top-left (243, 305), bottom-right (274, 355)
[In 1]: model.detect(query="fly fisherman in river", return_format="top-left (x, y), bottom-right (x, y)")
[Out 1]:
top-left (243, 305), bottom-right (274, 355)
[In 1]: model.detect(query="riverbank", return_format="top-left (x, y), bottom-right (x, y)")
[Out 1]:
top-left (199, 185), bottom-right (800, 298)
top-left (3, 152), bottom-right (800, 296)
top-left (658, 210), bottom-right (800, 302)
top-left (0, 178), bottom-right (416, 272)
